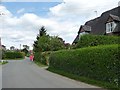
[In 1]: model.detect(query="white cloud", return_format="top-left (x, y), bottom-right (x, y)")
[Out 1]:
top-left (17, 8), bottom-right (25, 14)
top-left (0, 0), bottom-right (119, 49)
top-left (2, 0), bottom-right (63, 2)
top-left (49, 0), bottom-right (119, 20)
top-left (0, 5), bottom-right (12, 17)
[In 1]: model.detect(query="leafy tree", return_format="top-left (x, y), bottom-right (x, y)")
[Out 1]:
top-left (38, 35), bottom-right (50, 52)
top-left (10, 46), bottom-right (15, 50)
top-left (21, 48), bottom-right (28, 56)
top-left (49, 36), bottom-right (65, 51)
top-left (23, 45), bottom-right (29, 50)
top-left (22, 45), bottom-right (29, 56)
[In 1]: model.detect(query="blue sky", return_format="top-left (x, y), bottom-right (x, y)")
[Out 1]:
top-left (2, 2), bottom-right (61, 17)
top-left (0, 0), bottom-right (119, 50)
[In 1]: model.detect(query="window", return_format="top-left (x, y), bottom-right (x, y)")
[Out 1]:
top-left (106, 22), bottom-right (116, 33)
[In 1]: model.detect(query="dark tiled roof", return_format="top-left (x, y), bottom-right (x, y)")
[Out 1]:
top-left (85, 6), bottom-right (120, 35)
top-left (78, 25), bottom-right (91, 34)
top-left (82, 25), bottom-right (91, 32)
top-left (113, 22), bottom-right (120, 32)
top-left (109, 14), bottom-right (120, 21)
top-left (72, 6), bottom-right (120, 44)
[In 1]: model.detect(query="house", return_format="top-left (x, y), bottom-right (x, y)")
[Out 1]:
top-left (73, 6), bottom-right (120, 44)
top-left (2, 45), bottom-right (6, 51)
top-left (10, 46), bottom-right (15, 51)
top-left (0, 38), bottom-right (6, 50)
top-left (73, 25), bottom-right (91, 44)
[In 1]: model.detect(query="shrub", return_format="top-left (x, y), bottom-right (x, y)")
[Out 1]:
top-left (4, 51), bottom-right (25, 59)
top-left (74, 34), bottom-right (119, 48)
top-left (49, 44), bottom-right (119, 87)
top-left (34, 51), bottom-right (51, 65)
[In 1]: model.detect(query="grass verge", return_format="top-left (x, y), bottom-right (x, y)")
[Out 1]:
top-left (35, 61), bottom-right (48, 67)
top-left (0, 61), bottom-right (8, 65)
top-left (3, 58), bottom-right (25, 60)
top-left (47, 67), bottom-right (119, 90)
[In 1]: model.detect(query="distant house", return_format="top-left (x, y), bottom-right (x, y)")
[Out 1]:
top-left (2, 45), bottom-right (6, 51)
top-left (0, 38), bottom-right (6, 50)
top-left (73, 6), bottom-right (120, 44)
top-left (10, 46), bottom-right (15, 51)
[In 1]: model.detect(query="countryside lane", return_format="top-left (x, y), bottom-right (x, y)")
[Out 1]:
top-left (2, 58), bottom-right (100, 88)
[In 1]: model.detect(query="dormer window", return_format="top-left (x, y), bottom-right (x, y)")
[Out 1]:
top-left (106, 22), bottom-right (116, 33)
top-left (106, 14), bottom-right (120, 34)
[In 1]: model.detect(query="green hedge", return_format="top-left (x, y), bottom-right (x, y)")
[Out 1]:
top-left (74, 34), bottom-right (119, 48)
top-left (49, 44), bottom-right (119, 87)
top-left (34, 51), bottom-right (50, 65)
top-left (4, 51), bottom-right (25, 59)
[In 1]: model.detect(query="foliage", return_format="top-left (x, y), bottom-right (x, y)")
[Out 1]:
top-left (4, 51), bottom-right (25, 59)
top-left (39, 26), bottom-right (47, 37)
top-left (33, 26), bottom-right (66, 65)
top-left (33, 26), bottom-right (47, 52)
top-left (49, 44), bottom-right (119, 88)
top-left (34, 52), bottom-right (49, 65)
top-left (49, 36), bottom-right (65, 51)
top-left (74, 34), bottom-right (119, 49)
top-left (21, 48), bottom-right (29, 56)
top-left (38, 35), bottom-right (51, 52)
top-left (47, 68), bottom-right (119, 90)
top-left (1, 49), bottom-right (6, 59)
top-left (0, 60), bottom-right (8, 65)
top-left (23, 45), bottom-right (29, 50)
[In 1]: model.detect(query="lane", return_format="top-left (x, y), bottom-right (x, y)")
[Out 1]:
top-left (2, 58), bottom-right (100, 88)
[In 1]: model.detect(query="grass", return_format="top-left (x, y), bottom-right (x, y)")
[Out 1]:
top-left (0, 61), bottom-right (8, 65)
top-left (47, 67), bottom-right (119, 90)
top-left (35, 61), bottom-right (48, 67)
top-left (3, 57), bottom-right (25, 60)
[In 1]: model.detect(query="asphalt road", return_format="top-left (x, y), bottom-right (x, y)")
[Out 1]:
top-left (2, 58), bottom-right (101, 88)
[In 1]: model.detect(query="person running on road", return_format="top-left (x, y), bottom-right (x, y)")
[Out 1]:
top-left (29, 54), bottom-right (34, 61)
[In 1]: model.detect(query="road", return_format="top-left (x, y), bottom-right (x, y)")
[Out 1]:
top-left (2, 58), bottom-right (101, 88)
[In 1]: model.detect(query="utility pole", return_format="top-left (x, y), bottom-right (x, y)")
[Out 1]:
top-left (20, 44), bottom-right (21, 51)
top-left (94, 11), bottom-right (98, 17)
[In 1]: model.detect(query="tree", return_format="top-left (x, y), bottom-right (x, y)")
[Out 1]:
top-left (33, 26), bottom-right (47, 52)
top-left (49, 36), bottom-right (65, 51)
top-left (22, 45), bottom-right (29, 56)
top-left (39, 26), bottom-right (47, 37)
top-left (10, 46), bottom-right (15, 50)
top-left (38, 35), bottom-right (50, 52)
top-left (21, 48), bottom-right (28, 56)
top-left (23, 45), bottom-right (29, 50)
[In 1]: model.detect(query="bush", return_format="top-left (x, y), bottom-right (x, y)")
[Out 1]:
top-left (4, 51), bottom-right (25, 59)
top-left (34, 51), bottom-right (50, 65)
top-left (49, 44), bottom-right (119, 87)
top-left (74, 34), bottom-right (119, 48)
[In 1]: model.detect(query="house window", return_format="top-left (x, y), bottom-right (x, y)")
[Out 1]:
top-left (106, 22), bottom-right (116, 33)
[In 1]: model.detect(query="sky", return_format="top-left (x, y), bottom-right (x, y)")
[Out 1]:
top-left (0, 0), bottom-right (119, 50)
